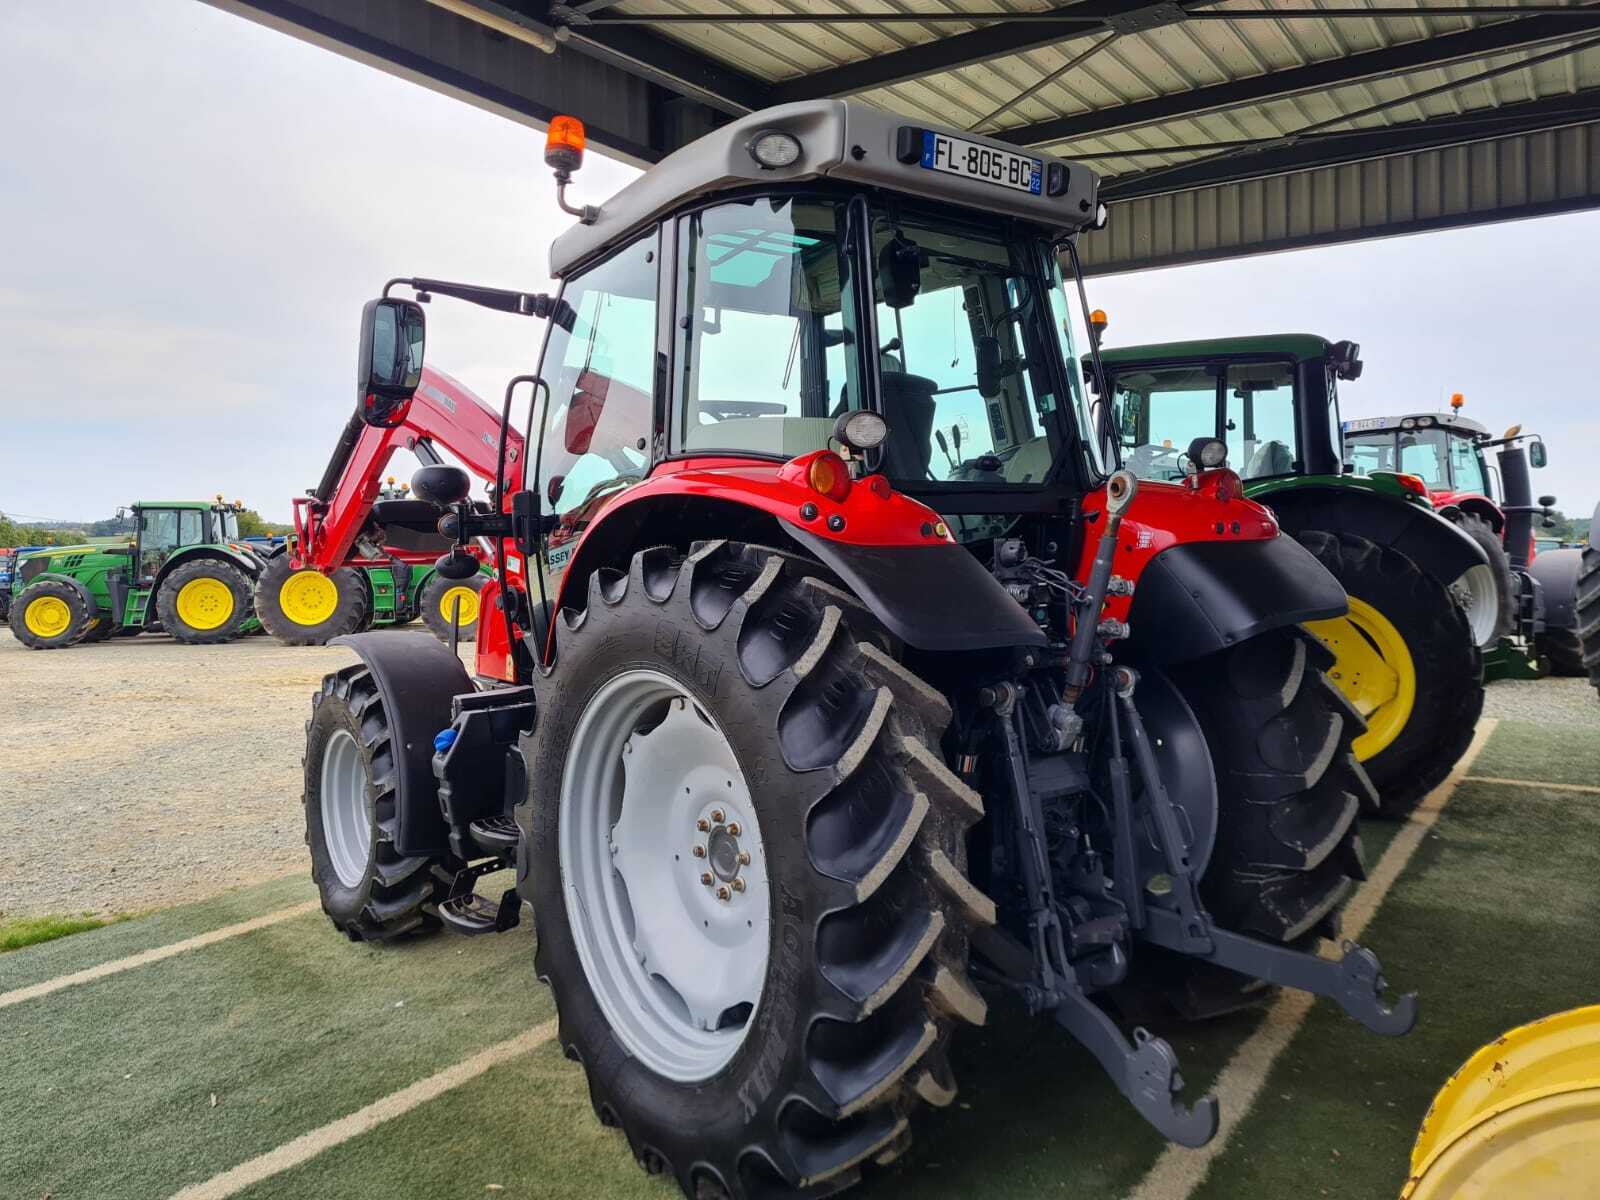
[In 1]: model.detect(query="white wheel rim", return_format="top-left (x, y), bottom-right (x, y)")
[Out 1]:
top-left (559, 668), bottom-right (770, 1082)
top-left (1452, 563), bottom-right (1501, 649)
top-left (321, 729), bottom-right (373, 888)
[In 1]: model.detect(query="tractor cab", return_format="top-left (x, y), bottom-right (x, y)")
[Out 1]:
top-left (131, 502), bottom-right (215, 583)
top-left (1089, 332), bottom-right (1360, 485)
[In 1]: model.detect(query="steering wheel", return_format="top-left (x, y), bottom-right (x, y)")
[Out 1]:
top-left (698, 400), bottom-right (790, 421)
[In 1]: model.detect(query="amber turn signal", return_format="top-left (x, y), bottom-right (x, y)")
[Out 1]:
top-left (545, 115), bottom-right (586, 174)
top-left (807, 451), bottom-right (852, 502)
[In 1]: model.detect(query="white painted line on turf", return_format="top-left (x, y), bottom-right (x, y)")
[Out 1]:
top-left (1466, 775), bottom-right (1600, 795)
top-left (167, 1019), bottom-right (558, 1200)
top-left (0, 900), bottom-right (321, 1011)
top-left (1123, 718), bottom-right (1499, 1200)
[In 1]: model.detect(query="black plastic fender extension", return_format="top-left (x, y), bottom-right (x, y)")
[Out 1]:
top-left (329, 630), bottom-right (473, 856)
top-left (1528, 546), bottom-right (1582, 633)
top-left (1125, 536), bottom-right (1346, 666)
top-left (781, 521), bottom-right (1047, 652)
top-left (1268, 486), bottom-right (1489, 589)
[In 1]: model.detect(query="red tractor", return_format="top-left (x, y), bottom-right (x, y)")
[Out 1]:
top-left (302, 104), bottom-right (1411, 1197)
top-left (254, 365), bottom-right (519, 644)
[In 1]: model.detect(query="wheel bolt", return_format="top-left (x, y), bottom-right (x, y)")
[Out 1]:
top-left (737, 850), bottom-right (751, 866)
top-left (701, 872), bottom-right (714, 886)
top-left (711, 809), bottom-right (725, 824)
top-left (692, 845), bottom-right (706, 858)
top-left (731, 878), bottom-right (745, 893)
top-left (696, 818), bottom-right (710, 832)
top-left (726, 822), bottom-right (741, 837)
top-left (716, 886), bottom-right (730, 901)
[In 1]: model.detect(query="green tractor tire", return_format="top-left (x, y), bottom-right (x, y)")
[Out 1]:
top-left (9, 580), bottom-right (95, 650)
top-left (255, 556), bottom-right (370, 646)
top-left (419, 573), bottom-right (485, 644)
top-left (156, 560), bottom-right (257, 645)
top-left (80, 615), bottom-right (116, 644)
top-left (1300, 530), bottom-right (1484, 819)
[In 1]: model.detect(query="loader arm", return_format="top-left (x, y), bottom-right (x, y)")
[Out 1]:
top-left (295, 366), bottom-right (525, 572)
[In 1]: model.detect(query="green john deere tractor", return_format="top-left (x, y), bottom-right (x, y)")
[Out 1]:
top-left (1092, 333), bottom-right (1491, 817)
top-left (8, 500), bottom-right (262, 650)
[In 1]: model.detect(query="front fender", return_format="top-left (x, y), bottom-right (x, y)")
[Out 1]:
top-left (19, 571), bottom-right (101, 618)
top-left (1263, 483), bottom-right (1489, 587)
top-left (1125, 536), bottom-right (1347, 666)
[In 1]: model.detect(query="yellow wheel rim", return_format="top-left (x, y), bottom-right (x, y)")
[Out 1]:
top-left (279, 571), bottom-right (339, 626)
top-left (438, 584), bottom-right (480, 627)
top-left (1305, 595), bottom-right (1416, 760)
top-left (24, 595), bottom-right (73, 639)
top-left (175, 577), bottom-right (236, 631)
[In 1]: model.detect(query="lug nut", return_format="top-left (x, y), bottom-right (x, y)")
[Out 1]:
top-left (731, 878), bottom-right (745, 893)
top-left (737, 850), bottom-right (751, 866)
top-left (716, 886), bottom-right (730, 901)
top-left (692, 845), bottom-right (706, 858)
top-left (696, 818), bottom-right (709, 832)
top-left (711, 809), bottom-right (725, 824)
top-left (701, 872), bottom-right (714, 886)
top-left (726, 822), bottom-right (741, 837)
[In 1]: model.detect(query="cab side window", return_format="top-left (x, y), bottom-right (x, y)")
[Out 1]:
top-left (536, 235), bottom-right (659, 576)
top-left (139, 509), bottom-right (179, 578)
top-left (1225, 362), bottom-right (1297, 479)
top-left (179, 509), bottom-right (203, 546)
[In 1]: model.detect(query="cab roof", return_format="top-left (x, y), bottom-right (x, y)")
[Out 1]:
top-left (1097, 333), bottom-right (1334, 366)
top-left (1342, 412), bottom-right (1490, 438)
top-left (550, 99), bottom-right (1099, 278)
top-left (134, 500), bottom-right (217, 510)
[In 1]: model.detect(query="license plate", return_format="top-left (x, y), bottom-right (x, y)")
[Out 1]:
top-left (1343, 417), bottom-right (1390, 432)
top-left (920, 131), bottom-right (1041, 195)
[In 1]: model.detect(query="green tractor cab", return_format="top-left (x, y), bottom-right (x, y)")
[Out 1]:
top-left (1091, 332), bottom-right (1489, 817)
top-left (8, 500), bottom-right (262, 650)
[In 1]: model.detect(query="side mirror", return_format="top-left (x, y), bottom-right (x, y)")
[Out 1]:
top-left (432, 548), bottom-right (480, 580)
top-left (975, 336), bottom-right (1003, 399)
top-left (1529, 440), bottom-right (1548, 468)
top-left (878, 234), bottom-right (924, 310)
top-left (412, 465), bottom-right (470, 507)
top-left (358, 297), bottom-right (426, 426)
top-left (1539, 494), bottom-right (1557, 508)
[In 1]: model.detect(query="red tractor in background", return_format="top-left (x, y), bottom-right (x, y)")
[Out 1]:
top-left (254, 364), bottom-right (520, 645)
top-left (299, 104), bottom-right (1415, 1198)
top-left (1343, 396), bottom-right (1585, 677)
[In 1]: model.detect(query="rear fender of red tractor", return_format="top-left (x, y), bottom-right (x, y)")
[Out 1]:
top-left (1079, 470), bottom-right (1347, 667)
top-left (1435, 492), bottom-right (1505, 535)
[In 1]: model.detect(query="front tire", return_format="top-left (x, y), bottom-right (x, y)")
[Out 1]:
top-left (156, 560), bottom-right (254, 644)
top-left (9, 580), bottom-right (93, 650)
top-left (1450, 514), bottom-right (1516, 641)
top-left (304, 663), bottom-right (459, 940)
top-left (255, 555), bottom-right (370, 645)
top-left (1298, 530), bottom-right (1483, 818)
top-left (420, 573), bottom-right (485, 644)
top-left (519, 542), bottom-right (991, 1199)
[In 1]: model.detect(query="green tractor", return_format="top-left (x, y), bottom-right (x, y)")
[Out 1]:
top-left (8, 500), bottom-right (262, 650)
top-left (1091, 333), bottom-right (1491, 817)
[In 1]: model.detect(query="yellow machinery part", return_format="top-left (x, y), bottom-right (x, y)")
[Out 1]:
top-left (24, 595), bottom-right (73, 639)
top-left (279, 570), bottom-right (339, 626)
top-left (437, 584), bottom-right (480, 627)
top-left (1402, 1005), bottom-right (1600, 1198)
top-left (174, 577), bottom-right (236, 631)
top-left (1305, 594), bottom-right (1417, 760)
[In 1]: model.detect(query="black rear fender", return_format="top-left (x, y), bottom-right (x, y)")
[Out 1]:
top-left (1528, 547), bottom-right (1581, 632)
top-left (1268, 486), bottom-right (1488, 588)
top-left (1126, 536), bottom-right (1346, 667)
top-left (329, 631), bottom-right (473, 856)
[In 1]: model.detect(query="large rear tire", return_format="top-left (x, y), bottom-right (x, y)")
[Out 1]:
top-left (1450, 513), bottom-right (1516, 641)
top-left (1161, 626), bottom-right (1373, 1019)
top-left (156, 560), bottom-right (255, 644)
top-left (420, 573), bottom-right (484, 644)
top-left (1580, 540), bottom-right (1600, 700)
top-left (1298, 530), bottom-right (1484, 818)
top-left (303, 663), bottom-right (460, 940)
top-left (255, 555), bottom-right (370, 646)
top-left (519, 541), bottom-right (991, 1199)
top-left (9, 580), bottom-right (93, 650)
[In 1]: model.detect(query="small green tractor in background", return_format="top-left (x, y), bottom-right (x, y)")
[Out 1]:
top-left (8, 500), bottom-right (262, 649)
top-left (1092, 333), bottom-right (1491, 817)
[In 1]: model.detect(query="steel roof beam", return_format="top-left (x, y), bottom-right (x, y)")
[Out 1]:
top-left (996, 7), bottom-right (1600, 146)
top-left (768, 1), bottom-right (1216, 103)
top-left (1099, 88), bottom-right (1600, 199)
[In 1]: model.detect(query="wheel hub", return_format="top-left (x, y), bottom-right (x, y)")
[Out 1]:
top-left (281, 571), bottom-right (339, 626)
top-left (320, 728), bottom-right (372, 888)
top-left (24, 596), bottom-right (71, 639)
top-left (176, 577), bottom-right (235, 630)
top-left (561, 670), bottom-right (770, 1082)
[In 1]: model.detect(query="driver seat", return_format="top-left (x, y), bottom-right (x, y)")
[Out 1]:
top-left (876, 370), bottom-right (938, 480)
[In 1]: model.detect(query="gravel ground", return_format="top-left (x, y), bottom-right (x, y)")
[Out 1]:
top-left (1481, 674), bottom-right (1599, 727)
top-left (0, 630), bottom-right (468, 919)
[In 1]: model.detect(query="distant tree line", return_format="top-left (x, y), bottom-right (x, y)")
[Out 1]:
top-left (0, 509), bottom-right (290, 548)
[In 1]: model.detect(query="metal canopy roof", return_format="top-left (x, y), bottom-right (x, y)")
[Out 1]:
top-left (212, 1), bottom-right (1600, 270)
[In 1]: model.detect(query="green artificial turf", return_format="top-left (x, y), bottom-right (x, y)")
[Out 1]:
top-left (1470, 718), bottom-right (1600, 786)
top-left (0, 912), bottom-right (120, 953)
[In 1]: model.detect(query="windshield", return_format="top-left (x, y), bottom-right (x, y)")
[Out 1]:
top-left (1345, 428), bottom-right (1487, 495)
top-left (1108, 358), bottom-right (1298, 481)
top-left (669, 196), bottom-right (1094, 505)
top-left (217, 511), bottom-right (240, 540)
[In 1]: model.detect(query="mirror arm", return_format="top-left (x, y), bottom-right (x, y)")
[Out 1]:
top-left (384, 277), bottom-right (556, 318)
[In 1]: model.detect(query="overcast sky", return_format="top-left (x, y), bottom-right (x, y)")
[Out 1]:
top-left (3, 0), bottom-right (1596, 524)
